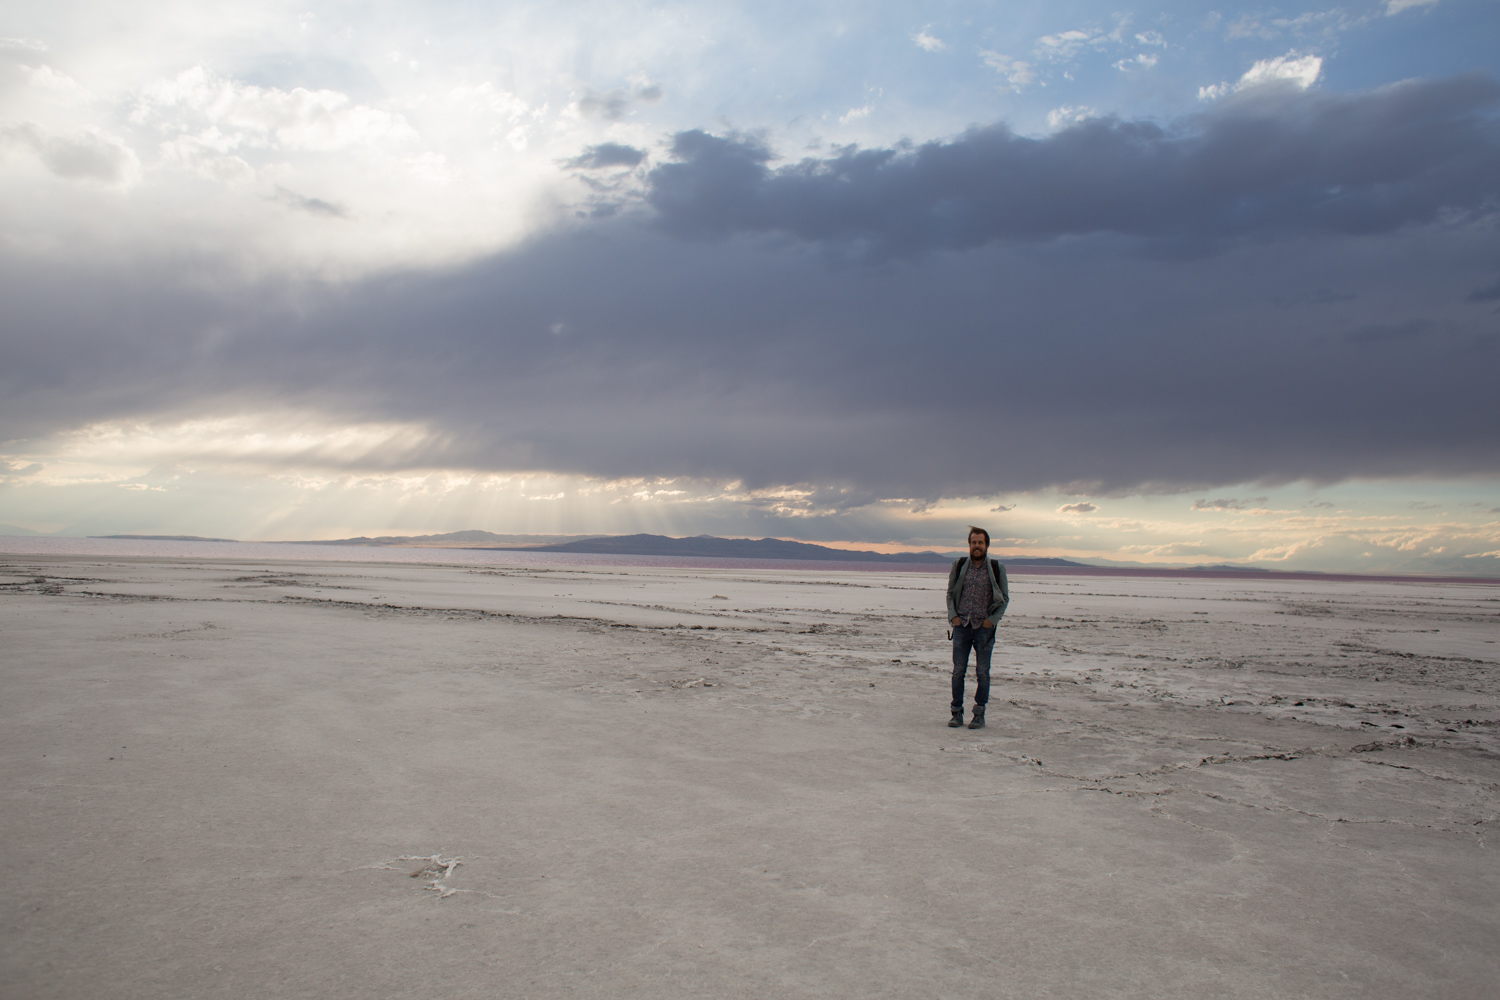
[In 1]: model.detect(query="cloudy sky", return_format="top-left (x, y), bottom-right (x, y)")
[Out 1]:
top-left (2, 0), bottom-right (1498, 574)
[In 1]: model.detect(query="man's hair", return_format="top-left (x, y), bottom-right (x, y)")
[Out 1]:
top-left (967, 526), bottom-right (990, 545)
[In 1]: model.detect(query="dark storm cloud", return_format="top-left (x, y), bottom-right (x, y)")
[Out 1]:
top-left (564, 142), bottom-right (647, 170)
top-left (1468, 276), bottom-right (1500, 302)
top-left (3, 75), bottom-right (1499, 502)
top-left (8, 218), bottom-right (1495, 498)
top-left (1344, 319), bottom-right (1454, 344)
top-left (646, 75), bottom-right (1500, 255)
top-left (1271, 288), bottom-right (1356, 308)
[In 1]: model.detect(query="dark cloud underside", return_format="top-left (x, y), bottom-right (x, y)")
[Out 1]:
top-left (3, 75), bottom-right (1498, 501)
top-left (565, 143), bottom-right (647, 170)
top-left (647, 76), bottom-right (1500, 254)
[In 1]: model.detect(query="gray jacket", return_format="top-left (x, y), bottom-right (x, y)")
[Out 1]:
top-left (946, 557), bottom-right (1010, 627)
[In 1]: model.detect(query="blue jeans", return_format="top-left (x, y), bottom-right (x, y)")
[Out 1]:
top-left (951, 625), bottom-right (995, 711)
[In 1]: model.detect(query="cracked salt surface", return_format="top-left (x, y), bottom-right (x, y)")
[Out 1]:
top-left (358, 855), bottom-right (479, 898)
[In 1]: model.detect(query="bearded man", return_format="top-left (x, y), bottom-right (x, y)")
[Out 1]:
top-left (945, 527), bottom-right (1010, 729)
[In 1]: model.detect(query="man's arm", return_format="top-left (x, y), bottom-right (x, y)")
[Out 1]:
top-left (984, 562), bottom-right (1009, 626)
top-left (946, 559), bottom-right (963, 624)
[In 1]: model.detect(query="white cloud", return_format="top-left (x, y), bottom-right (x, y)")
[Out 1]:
top-left (1034, 20), bottom-right (1133, 62)
top-left (0, 44), bottom-right (589, 276)
top-left (0, 460), bottom-right (44, 482)
top-left (912, 30), bottom-right (946, 52)
top-left (1226, 15), bottom-right (1275, 39)
top-left (4, 414), bottom-right (447, 487)
top-left (20, 64), bottom-right (90, 103)
top-left (1192, 497), bottom-right (1270, 511)
top-left (839, 105), bottom-right (872, 124)
top-left (0, 37), bottom-right (47, 54)
top-left (448, 82), bottom-right (529, 123)
top-left (402, 151), bottom-right (449, 181)
top-left (1046, 105), bottom-right (1098, 128)
top-left (1135, 31), bottom-right (1166, 47)
top-left (1226, 9), bottom-right (1368, 40)
top-left (136, 67), bottom-right (419, 153)
top-left (1241, 52), bottom-right (1323, 89)
top-left (1200, 51), bottom-right (1322, 100)
top-left (979, 51), bottom-right (1036, 90)
top-left (0, 122), bottom-right (140, 186)
top-left (158, 128), bottom-right (255, 183)
top-left (1034, 29), bottom-right (1097, 61)
top-left (1118, 541), bottom-right (1209, 556)
top-left (1114, 53), bottom-right (1159, 72)
top-left (1386, 0), bottom-right (1440, 13)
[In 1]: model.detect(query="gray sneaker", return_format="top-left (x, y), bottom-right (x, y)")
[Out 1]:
top-left (967, 708), bottom-right (986, 729)
top-left (948, 710), bottom-right (964, 728)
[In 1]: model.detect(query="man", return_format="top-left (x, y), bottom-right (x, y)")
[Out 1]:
top-left (946, 526), bottom-right (1009, 729)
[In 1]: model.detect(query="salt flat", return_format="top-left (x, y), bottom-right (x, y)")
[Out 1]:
top-left (1, 554), bottom-right (1496, 999)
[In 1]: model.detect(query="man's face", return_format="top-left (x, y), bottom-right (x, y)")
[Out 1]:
top-left (969, 532), bottom-right (988, 561)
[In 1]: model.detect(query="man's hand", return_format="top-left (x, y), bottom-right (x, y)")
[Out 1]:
top-left (982, 619), bottom-right (993, 628)
top-left (950, 616), bottom-right (962, 627)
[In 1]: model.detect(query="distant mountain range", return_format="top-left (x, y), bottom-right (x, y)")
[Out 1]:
top-left (292, 530), bottom-right (1089, 566)
top-left (294, 530), bottom-right (599, 547)
top-left (1, 526), bottom-right (1296, 573)
top-left (504, 533), bottom-right (964, 562)
top-left (526, 534), bottom-right (1094, 566)
top-left (39, 529), bottom-right (1282, 572)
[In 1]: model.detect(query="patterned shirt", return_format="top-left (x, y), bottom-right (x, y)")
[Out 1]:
top-left (957, 558), bottom-right (992, 627)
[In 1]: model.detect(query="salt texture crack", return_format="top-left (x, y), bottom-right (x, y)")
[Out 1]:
top-left (358, 854), bottom-right (485, 899)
